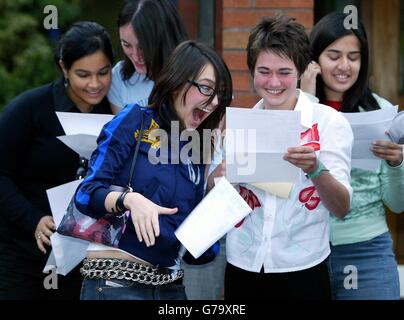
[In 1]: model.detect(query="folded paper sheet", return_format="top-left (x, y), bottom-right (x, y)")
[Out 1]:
top-left (56, 112), bottom-right (113, 159)
top-left (388, 110), bottom-right (404, 144)
top-left (44, 233), bottom-right (88, 275)
top-left (44, 179), bottom-right (90, 275)
top-left (56, 112), bottom-right (113, 136)
top-left (47, 179), bottom-right (82, 227)
top-left (57, 134), bottom-right (98, 159)
top-left (342, 106), bottom-right (398, 170)
top-left (225, 107), bottom-right (301, 183)
top-left (175, 177), bottom-right (252, 259)
top-left (44, 113), bottom-right (114, 275)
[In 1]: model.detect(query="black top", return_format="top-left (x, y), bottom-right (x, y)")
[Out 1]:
top-left (0, 78), bottom-right (111, 262)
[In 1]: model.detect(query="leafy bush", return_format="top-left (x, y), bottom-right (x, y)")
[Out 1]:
top-left (0, 0), bottom-right (81, 111)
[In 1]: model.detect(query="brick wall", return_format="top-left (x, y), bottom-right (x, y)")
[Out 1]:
top-left (221, 0), bottom-right (314, 107)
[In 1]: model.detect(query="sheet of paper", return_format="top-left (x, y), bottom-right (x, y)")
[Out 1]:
top-left (342, 106), bottom-right (398, 124)
top-left (57, 134), bottom-right (98, 159)
top-left (46, 179), bottom-right (83, 227)
top-left (342, 106), bottom-right (398, 170)
top-left (43, 250), bottom-right (57, 273)
top-left (56, 112), bottom-right (113, 136)
top-left (44, 234), bottom-right (89, 276)
top-left (175, 177), bottom-right (252, 259)
top-left (45, 179), bottom-right (89, 275)
top-left (225, 107), bottom-right (301, 183)
top-left (388, 110), bottom-right (404, 144)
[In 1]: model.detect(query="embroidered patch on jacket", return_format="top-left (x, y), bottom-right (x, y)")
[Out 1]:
top-left (301, 123), bottom-right (320, 151)
top-left (299, 186), bottom-right (321, 210)
top-left (135, 118), bottom-right (160, 149)
top-left (235, 186), bottom-right (261, 228)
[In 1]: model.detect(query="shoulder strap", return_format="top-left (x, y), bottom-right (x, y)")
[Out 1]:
top-left (126, 112), bottom-right (145, 190)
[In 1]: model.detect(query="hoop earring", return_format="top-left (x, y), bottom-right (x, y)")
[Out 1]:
top-left (64, 77), bottom-right (69, 88)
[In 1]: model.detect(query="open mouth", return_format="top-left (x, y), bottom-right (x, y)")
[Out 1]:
top-left (191, 108), bottom-right (208, 126)
top-left (133, 60), bottom-right (145, 68)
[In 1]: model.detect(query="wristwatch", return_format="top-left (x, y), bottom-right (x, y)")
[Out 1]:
top-left (306, 160), bottom-right (329, 179)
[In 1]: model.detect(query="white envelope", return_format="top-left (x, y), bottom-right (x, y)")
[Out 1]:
top-left (175, 177), bottom-right (252, 259)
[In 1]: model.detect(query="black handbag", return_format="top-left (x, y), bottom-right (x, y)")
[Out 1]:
top-left (57, 113), bottom-right (145, 247)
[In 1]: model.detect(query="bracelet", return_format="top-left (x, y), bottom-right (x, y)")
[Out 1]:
top-left (306, 160), bottom-right (329, 179)
top-left (114, 189), bottom-right (130, 217)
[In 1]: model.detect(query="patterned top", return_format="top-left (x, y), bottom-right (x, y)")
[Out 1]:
top-left (226, 90), bottom-right (353, 273)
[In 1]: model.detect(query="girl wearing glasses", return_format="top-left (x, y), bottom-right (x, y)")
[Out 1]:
top-left (75, 40), bottom-right (233, 300)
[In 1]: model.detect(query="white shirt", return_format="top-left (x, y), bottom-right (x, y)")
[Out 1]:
top-left (226, 90), bottom-right (353, 273)
top-left (107, 61), bottom-right (154, 110)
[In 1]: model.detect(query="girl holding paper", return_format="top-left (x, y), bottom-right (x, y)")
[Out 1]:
top-left (224, 15), bottom-right (354, 300)
top-left (301, 12), bottom-right (404, 300)
top-left (0, 22), bottom-right (114, 299)
top-left (75, 40), bottom-right (232, 300)
top-left (110, 0), bottom-right (222, 301)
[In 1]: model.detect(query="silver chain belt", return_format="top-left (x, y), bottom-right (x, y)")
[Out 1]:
top-left (80, 258), bottom-right (184, 286)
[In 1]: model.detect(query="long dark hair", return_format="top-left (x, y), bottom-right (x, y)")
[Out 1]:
top-left (55, 21), bottom-right (114, 70)
top-left (117, 0), bottom-right (188, 81)
top-left (149, 40), bottom-right (232, 132)
top-left (310, 12), bottom-right (379, 112)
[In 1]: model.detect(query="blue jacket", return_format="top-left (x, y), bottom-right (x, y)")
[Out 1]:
top-left (75, 104), bottom-right (217, 267)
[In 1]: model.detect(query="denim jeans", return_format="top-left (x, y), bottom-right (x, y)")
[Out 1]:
top-left (80, 278), bottom-right (187, 300)
top-left (329, 232), bottom-right (400, 300)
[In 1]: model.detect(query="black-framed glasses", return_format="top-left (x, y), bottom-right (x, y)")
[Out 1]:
top-left (187, 80), bottom-right (216, 97)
